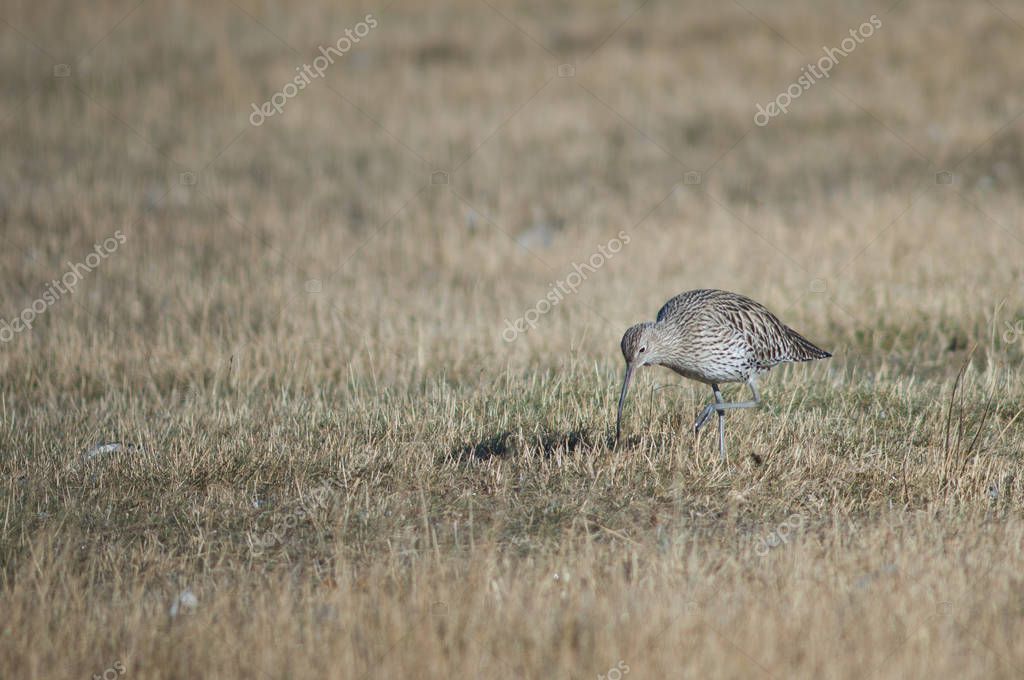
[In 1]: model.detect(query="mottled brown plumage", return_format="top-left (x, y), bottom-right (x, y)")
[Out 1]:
top-left (616, 289), bottom-right (831, 458)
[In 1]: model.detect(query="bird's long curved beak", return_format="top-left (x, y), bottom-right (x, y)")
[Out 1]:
top-left (615, 363), bottom-right (634, 445)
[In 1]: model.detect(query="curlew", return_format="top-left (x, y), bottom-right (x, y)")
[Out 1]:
top-left (615, 289), bottom-right (831, 459)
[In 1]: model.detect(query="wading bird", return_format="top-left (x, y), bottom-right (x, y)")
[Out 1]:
top-left (616, 289), bottom-right (831, 459)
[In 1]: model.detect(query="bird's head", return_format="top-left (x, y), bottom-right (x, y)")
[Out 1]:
top-left (619, 321), bottom-right (659, 367)
top-left (616, 321), bottom-right (659, 444)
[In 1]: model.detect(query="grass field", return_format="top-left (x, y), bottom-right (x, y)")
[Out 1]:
top-left (3, 1), bottom-right (1024, 678)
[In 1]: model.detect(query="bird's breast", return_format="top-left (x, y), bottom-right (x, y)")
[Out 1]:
top-left (658, 344), bottom-right (753, 384)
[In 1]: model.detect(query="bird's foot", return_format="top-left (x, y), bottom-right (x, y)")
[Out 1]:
top-left (693, 404), bottom-right (718, 434)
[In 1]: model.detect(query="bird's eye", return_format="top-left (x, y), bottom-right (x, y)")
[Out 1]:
top-left (638, 346), bottom-right (646, 353)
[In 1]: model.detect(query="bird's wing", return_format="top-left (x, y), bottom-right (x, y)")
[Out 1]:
top-left (656, 289), bottom-right (711, 323)
top-left (714, 297), bottom-right (792, 368)
top-left (655, 299), bottom-right (675, 323)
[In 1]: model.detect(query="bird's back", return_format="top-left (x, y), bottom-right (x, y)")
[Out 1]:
top-left (656, 289), bottom-right (830, 381)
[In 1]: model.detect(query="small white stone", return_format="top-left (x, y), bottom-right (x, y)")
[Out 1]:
top-left (83, 442), bottom-right (123, 460)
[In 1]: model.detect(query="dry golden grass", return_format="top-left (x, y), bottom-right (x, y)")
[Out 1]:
top-left (2, 0), bottom-right (1024, 678)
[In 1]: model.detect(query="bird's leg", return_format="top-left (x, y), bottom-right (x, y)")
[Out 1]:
top-left (694, 381), bottom-right (762, 460)
top-left (694, 382), bottom-right (727, 437)
top-left (694, 382), bottom-right (762, 428)
top-left (693, 385), bottom-right (719, 435)
top-left (711, 380), bottom-right (762, 412)
top-left (713, 384), bottom-right (727, 460)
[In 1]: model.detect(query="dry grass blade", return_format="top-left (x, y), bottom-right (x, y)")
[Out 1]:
top-left (940, 347), bottom-right (997, 500)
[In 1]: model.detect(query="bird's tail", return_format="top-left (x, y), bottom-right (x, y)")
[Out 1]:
top-left (786, 327), bottom-right (832, 361)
